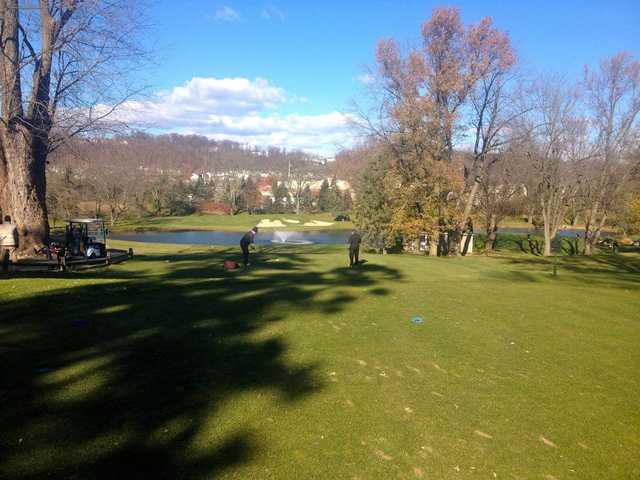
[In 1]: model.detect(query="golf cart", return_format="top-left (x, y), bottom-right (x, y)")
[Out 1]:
top-left (596, 237), bottom-right (619, 253)
top-left (63, 218), bottom-right (108, 258)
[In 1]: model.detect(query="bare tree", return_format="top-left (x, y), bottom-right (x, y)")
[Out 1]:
top-left (477, 152), bottom-right (520, 250)
top-left (223, 175), bottom-right (243, 215)
top-left (523, 79), bottom-right (588, 256)
top-left (287, 156), bottom-right (311, 215)
top-left (581, 52), bottom-right (640, 255)
top-left (452, 18), bottom-right (519, 254)
top-left (0, 0), bottom-right (147, 255)
top-left (46, 161), bottom-right (79, 226)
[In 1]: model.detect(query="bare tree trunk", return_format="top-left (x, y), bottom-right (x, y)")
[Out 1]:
top-left (462, 180), bottom-right (480, 227)
top-left (543, 224), bottom-right (552, 257)
top-left (486, 214), bottom-right (498, 250)
top-left (448, 228), bottom-right (461, 256)
top-left (452, 178), bottom-right (481, 256)
top-left (0, 150), bottom-right (8, 216)
top-left (584, 211), bottom-right (607, 256)
top-left (0, 128), bottom-right (49, 254)
top-left (541, 204), bottom-right (555, 257)
top-left (0, 0), bottom-right (51, 255)
top-left (583, 195), bottom-right (608, 256)
top-left (584, 214), bottom-right (594, 256)
top-left (428, 232), bottom-right (438, 256)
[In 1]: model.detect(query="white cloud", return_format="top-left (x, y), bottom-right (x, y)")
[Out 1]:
top-left (261, 4), bottom-right (285, 21)
top-left (102, 77), bottom-right (354, 156)
top-left (214, 6), bottom-right (241, 22)
top-left (157, 77), bottom-right (286, 115)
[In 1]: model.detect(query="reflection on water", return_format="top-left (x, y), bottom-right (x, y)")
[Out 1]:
top-left (111, 229), bottom-right (352, 245)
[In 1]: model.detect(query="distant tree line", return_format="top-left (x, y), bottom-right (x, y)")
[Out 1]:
top-left (46, 133), bottom-right (353, 225)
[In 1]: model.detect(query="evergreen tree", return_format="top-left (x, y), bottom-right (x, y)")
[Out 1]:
top-left (301, 185), bottom-right (315, 212)
top-left (318, 179), bottom-right (331, 212)
top-left (354, 155), bottom-right (396, 252)
top-left (222, 177), bottom-right (243, 215)
top-left (329, 176), bottom-right (341, 211)
top-left (239, 177), bottom-right (259, 213)
top-left (272, 181), bottom-right (290, 213)
top-left (341, 190), bottom-right (353, 212)
top-left (189, 175), bottom-right (215, 202)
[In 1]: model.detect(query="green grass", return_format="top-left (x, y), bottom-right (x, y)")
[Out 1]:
top-left (108, 212), bottom-right (354, 233)
top-left (1, 242), bottom-right (639, 479)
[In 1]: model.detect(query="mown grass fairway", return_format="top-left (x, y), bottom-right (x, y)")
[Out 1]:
top-left (1, 242), bottom-right (639, 479)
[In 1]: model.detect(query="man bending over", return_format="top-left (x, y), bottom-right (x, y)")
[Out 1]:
top-left (240, 226), bottom-right (258, 267)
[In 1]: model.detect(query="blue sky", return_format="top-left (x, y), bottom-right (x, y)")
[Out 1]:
top-left (124, 0), bottom-right (640, 155)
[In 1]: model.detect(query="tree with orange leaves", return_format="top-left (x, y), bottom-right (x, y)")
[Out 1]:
top-left (358, 6), bottom-right (517, 255)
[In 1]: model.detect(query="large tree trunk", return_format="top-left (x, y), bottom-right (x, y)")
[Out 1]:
top-left (448, 228), bottom-right (461, 256)
top-left (541, 207), bottom-right (554, 257)
top-left (584, 240), bottom-right (593, 256)
top-left (543, 229), bottom-right (552, 257)
top-left (0, 127), bottom-right (49, 255)
top-left (0, 0), bottom-right (53, 256)
top-left (526, 207), bottom-right (534, 229)
top-left (486, 214), bottom-right (498, 251)
top-left (0, 149), bottom-right (8, 217)
top-left (428, 232), bottom-right (438, 256)
top-left (584, 212), bottom-right (607, 256)
top-left (450, 175), bottom-right (481, 256)
top-left (584, 215), bottom-right (594, 256)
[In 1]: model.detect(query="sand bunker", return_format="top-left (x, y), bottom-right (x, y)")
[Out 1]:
top-left (256, 219), bottom-right (287, 228)
top-left (282, 218), bottom-right (301, 224)
top-left (303, 220), bottom-right (334, 227)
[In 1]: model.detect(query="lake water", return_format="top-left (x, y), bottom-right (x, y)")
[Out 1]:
top-left (110, 227), bottom-right (612, 246)
top-left (498, 227), bottom-right (614, 238)
top-left (111, 229), bottom-right (353, 245)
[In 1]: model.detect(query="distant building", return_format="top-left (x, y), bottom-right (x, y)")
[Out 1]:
top-left (308, 179), bottom-right (351, 194)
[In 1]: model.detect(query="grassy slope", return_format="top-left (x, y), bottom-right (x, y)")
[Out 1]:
top-left (109, 212), bottom-right (354, 232)
top-left (1, 242), bottom-right (639, 479)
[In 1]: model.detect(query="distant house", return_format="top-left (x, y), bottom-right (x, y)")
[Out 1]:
top-left (256, 177), bottom-right (275, 205)
top-left (308, 179), bottom-right (352, 195)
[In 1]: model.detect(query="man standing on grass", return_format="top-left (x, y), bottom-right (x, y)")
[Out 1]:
top-left (240, 226), bottom-right (258, 267)
top-left (348, 230), bottom-right (361, 267)
top-left (0, 216), bottom-right (18, 265)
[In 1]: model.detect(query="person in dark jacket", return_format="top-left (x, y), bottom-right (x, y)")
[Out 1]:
top-left (348, 230), bottom-right (361, 267)
top-left (240, 226), bottom-right (258, 267)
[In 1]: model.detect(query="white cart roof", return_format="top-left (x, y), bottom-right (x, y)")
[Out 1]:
top-left (68, 218), bottom-right (105, 224)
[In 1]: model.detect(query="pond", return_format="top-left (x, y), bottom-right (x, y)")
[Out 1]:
top-left (110, 229), bottom-right (353, 246)
top-left (110, 227), bottom-right (614, 246)
top-left (498, 227), bottom-right (615, 238)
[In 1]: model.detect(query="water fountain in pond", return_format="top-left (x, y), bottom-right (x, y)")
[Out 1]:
top-left (271, 231), bottom-right (313, 245)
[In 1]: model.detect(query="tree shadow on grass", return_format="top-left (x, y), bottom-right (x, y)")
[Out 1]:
top-left (0, 248), bottom-right (401, 479)
top-left (491, 253), bottom-right (640, 289)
